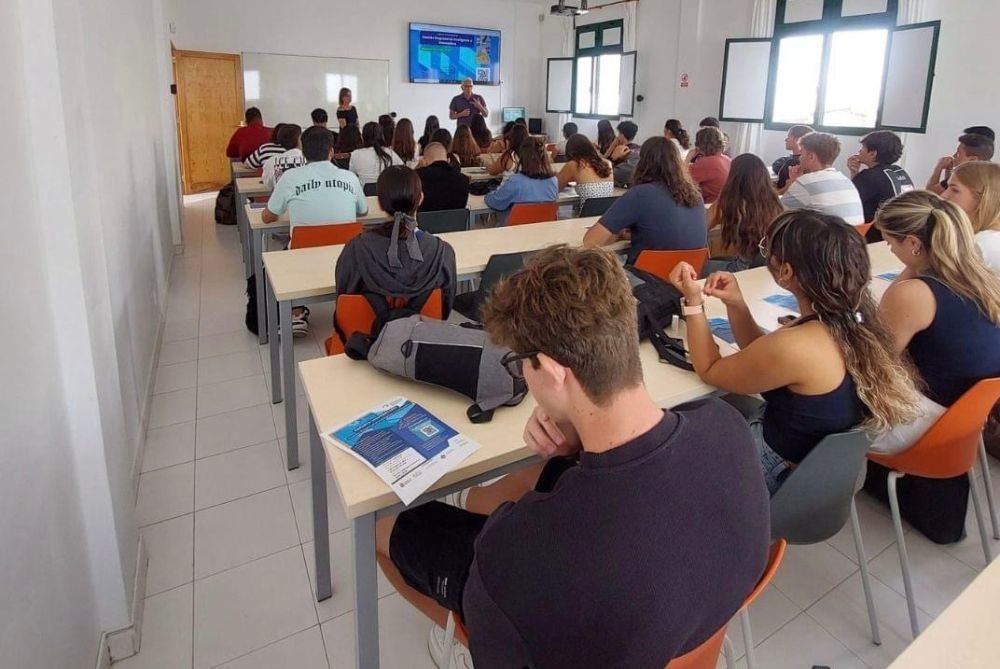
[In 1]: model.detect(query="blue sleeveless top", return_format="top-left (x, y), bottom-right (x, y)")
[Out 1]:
top-left (762, 316), bottom-right (865, 463)
top-left (907, 276), bottom-right (1000, 406)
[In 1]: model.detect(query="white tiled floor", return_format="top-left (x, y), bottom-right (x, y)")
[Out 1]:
top-left (123, 195), bottom-right (997, 668)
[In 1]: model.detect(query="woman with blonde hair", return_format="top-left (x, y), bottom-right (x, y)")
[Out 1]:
top-left (868, 190), bottom-right (1000, 542)
top-left (942, 161), bottom-right (1000, 272)
top-left (670, 210), bottom-right (919, 494)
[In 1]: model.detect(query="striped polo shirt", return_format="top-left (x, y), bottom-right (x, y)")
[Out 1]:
top-left (781, 167), bottom-right (865, 225)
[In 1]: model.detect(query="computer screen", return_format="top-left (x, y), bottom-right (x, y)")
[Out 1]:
top-left (502, 107), bottom-right (526, 123)
top-left (409, 23), bottom-right (501, 85)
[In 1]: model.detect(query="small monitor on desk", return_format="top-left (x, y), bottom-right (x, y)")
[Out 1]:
top-left (502, 107), bottom-right (526, 124)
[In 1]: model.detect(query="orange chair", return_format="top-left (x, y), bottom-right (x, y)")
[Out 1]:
top-left (506, 202), bottom-right (559, 226)
top-left (323, 289), bottom-right (444, 355)
top-left (437, 540), bottom-right (786, 669)
top-left (867, 378), bottom-right (1000, 638)
top-left (289, 222), bottom-right (363, 249)
top-left (634, 249), bottom-right (710, 283)
top-left (855, 222), bottom-right (874, 238)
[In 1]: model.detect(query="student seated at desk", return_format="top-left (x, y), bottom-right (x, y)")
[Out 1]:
top-left (554, 121), bottom-right (578, 160)
top-left (375, 245), bottom-right (770, 669)
top-left (771, 124), bottom-right (813, 194)
top-left (485, 124), bottom-right (528, 178)
top-left (925, 128), bottom-right (995, 195)
top-left (261, 127), bottom-right (366, 336)
top-left (416, 143), bottom-right (470, 212)
top-left (452, 126), bottom-right (481, 168)
top-left (334, 124), bottom-right (363, 169)
top-left (470, 114), bottom-right (493, 152)
top-left (704, 153), bottom-right (782, 274)
top-left (430, 128), bottom-right (462, 168)
top-left (336, 166), bottom-right (457, 316)
top-left (584, 137), bottom-right (706, 264)
top-left (687, 127), bottom-right (731, 205)
top-left (392, 118), bottom-right (418, 167)
top-left (943, 162), bottom-right (1000, 273)
top-left (780, 132), bottom-right (864, 225)
top-left (243, 123), bottom-right (286, 171)
top-left (607, 120), bottom-right (641, 187)
top-left (868, 191), bottom-right (1000, 543)
top-left (225, 106), bottom-right (271, 161)
top-left (418, 115), bottom-right (440, 155)
top-left (663, 118), bottom-right (691, 161)
top-left (596, 119), bottom-right (615, 157)
top-left (671, 210), bottom-right (919, 493)
top-left (557, 133), bottom-right (613, 199)
top-left (484, 138), bottom-right (559, 225)
top-left (262, 124), bottom-right (306, 189)
top-left (350, 121), bottom-right (403, 186)
top-left (846, 130), bottom-right (914, 236)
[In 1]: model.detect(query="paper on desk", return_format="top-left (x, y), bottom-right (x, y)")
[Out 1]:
top-left (323, 396), bottom-right (480, 506)
top-left (706, 317), bottom-right (768, 352)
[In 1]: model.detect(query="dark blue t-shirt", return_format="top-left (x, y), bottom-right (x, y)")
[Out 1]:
top-left (599, 183), bottom-right (707, 263)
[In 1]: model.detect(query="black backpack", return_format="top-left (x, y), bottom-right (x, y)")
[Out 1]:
top-left (342, 290), bottom-right (435, 359)
top-left (245, 275), bottom-right (263, 335)
top-left (215, 182), bottom-right (237, 226)
top-left (625, 266), bottom-right (693, 371)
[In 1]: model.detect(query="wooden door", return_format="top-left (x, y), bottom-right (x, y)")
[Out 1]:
top-left (173, 48), bottom-right (244, 193)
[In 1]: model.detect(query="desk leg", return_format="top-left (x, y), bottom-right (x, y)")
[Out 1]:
top-left (237, 192), bottom-right (251, 276)
top-left (254, 229), bottom-right (267, 345)
top-left (353, 513), bottom-right (379, 669)
top-left (310, 412), bottom-right (332, 601)
top-left (266, 272), bottom-right (281, 404)
top-left (280, 299), bottom-right (299, 469)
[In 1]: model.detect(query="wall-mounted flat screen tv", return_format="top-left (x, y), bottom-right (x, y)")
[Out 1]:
top-left (409, 23), bottom-right (501, 85)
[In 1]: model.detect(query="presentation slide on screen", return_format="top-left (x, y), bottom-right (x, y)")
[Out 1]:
top-left (409, 23), bottom-right (501, 85)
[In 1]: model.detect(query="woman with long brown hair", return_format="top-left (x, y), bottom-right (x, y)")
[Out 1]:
top-left (418, 115), bottom-right (440, 154)
top-left (671, 210), bottom-right (920, 493)
top-left (596, 119), bottom-right (616, 157)
top-left (868, 190), bottom-right (1000, 542)
top-left (378, 114), bottom-right (396, 147)
top-left (557, 133), bottom-right (613, 199)
top-left (349, 121), bottom-right (403, 185)
top-left (392, 117), bottom-right (418, 165)
top-left (452, 125), bottom-right (482, 167)
top-left (470, 114), bottom-right (493, 151)
top-left (486, 124), bottom-right (529, 178)
top-left (584, 137), bottom-right (705, 263)
top-left (704, 153), bottom-right (783, 273)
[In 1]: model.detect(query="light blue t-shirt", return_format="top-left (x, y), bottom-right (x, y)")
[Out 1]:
top-left (484, 174), bottom-right (559, 225)
top-left (266, 160), bottom-right (368, 231)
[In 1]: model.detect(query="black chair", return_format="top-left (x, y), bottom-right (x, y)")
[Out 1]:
top-left (418, 209), bottom-right (470, 234)
top-left (453, 252), bottom-right (528, 321)
top-left (363, 182), bottom-right (378, 196)
top-left (578, 196), bottom-right (618, 217)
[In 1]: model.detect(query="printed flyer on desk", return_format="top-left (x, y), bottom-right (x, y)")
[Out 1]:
top-left (323, 396), bottom-right (480, 505)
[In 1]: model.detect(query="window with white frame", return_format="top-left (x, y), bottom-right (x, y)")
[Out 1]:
top-left (718, 0), bottom-right (940, 134)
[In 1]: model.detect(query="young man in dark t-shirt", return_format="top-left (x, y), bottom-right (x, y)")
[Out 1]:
top-left (926, 129), bottom-right (995, 195)
top-left (772, 124), bottom-right (813, 193)
top-left (416, 143), bottom-right (470, 212)
top-left (848, 130), bottom-right (915, 240)
top-left (375, 246), bottom-right (771, 669)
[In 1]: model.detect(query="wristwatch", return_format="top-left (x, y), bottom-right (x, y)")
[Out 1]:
top-left (681, 298), bottom-right (705, 317)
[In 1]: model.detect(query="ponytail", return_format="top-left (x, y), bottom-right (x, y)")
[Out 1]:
top-left (877, 191), bottom-right (1000, 324)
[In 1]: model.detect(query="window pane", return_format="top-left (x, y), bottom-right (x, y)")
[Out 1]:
top-left (578, 31), bottom-right (596, 50)
top-left (822, 29), bottom-right (888, 128)
top-left (575, 56), bottom-right (593, 115)
top-left (596, 54), bottom-right (621, 116)
top-left (244, 70), bottom-right (260, 101)
top-left (771, 34), bottom-right (824, 125)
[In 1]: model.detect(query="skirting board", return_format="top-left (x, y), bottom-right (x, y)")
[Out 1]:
top-left (101, 535), bottom-right (149, 664)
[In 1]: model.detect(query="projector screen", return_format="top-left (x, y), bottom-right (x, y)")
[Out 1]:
top-left (409, 23), bottom-right (501, 85)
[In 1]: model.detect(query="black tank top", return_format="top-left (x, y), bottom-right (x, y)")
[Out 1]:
top-left (761, 315), bottom-right (865, 463)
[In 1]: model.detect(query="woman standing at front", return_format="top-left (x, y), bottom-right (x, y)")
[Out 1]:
top-left (336, 88), bottom-right (358, 128)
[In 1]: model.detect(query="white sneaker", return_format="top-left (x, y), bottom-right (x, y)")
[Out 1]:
top-left (427, 624), bottom-right (474, 669)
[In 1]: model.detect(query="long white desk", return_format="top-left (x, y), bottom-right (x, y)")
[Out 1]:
top-left (299, 242), bottom-right (902, 668)
top-left (264, 218), bottom-right (627, 470)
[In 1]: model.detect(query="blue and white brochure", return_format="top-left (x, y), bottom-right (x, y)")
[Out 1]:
top-left (323, 397), bottom-right (480, 506)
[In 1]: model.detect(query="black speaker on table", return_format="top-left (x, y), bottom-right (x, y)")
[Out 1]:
top-left (528, 117), bottom-right (543, 134)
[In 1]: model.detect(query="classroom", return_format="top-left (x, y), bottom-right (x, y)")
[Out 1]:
top-left (6, 0), bottom-right (1000, 668)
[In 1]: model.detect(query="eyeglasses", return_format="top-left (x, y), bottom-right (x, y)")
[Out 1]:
top-left (500, 350), bottom-right (540, 379)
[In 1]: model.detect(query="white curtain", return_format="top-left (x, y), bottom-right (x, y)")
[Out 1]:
top-left (732, 0), bottom-right (777, 156)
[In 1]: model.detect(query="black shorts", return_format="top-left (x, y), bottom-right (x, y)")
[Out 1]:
top-left (389, 456), bottom-right (577, 615)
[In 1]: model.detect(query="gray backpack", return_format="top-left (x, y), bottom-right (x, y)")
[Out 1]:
top-left (363, 315), bottom-right (528, 423)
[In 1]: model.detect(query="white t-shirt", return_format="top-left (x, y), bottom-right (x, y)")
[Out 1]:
top-left (262, 148), bottom-right (306, 188)
top-left (976, 230), bottom-right (1000, 274)
top-left (349, 147), bottom-right (403, 185)
top-left (266, 160), bottom-right (368, 233)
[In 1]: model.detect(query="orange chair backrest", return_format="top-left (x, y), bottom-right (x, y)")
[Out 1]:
top-left (868, 377), bottom-right (1000, 479)
top-left (507, 202), bottom-right (559, 226)
top-left (325, 289), bottom-right (444, 356)
top-left (290, 222), bottom-right (363, 249)
top-left (855, 222), bottom-right (873, 237)
top-left (635, 249), bottom-right (710, 283)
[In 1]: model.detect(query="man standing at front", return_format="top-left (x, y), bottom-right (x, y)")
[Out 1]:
top-left (449, 78), bottom-right (489, 129)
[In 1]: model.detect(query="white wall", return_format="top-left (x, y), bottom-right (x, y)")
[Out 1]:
top-left (2, 0), bottom-right (177, 662)
top-left (164, 0), bottom-right (545, 135)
